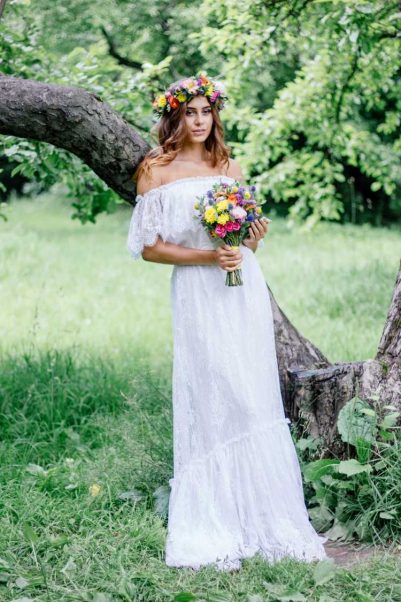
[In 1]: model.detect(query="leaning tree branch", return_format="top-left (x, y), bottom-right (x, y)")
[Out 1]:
top-left (0, 75), bottom-right (151, 204)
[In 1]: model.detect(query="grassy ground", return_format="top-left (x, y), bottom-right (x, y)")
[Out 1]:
top-left (1, 189), bottom-right (401, 601)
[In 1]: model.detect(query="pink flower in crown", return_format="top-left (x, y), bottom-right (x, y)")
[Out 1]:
top-left (215, 224), bottom-right (227, 237)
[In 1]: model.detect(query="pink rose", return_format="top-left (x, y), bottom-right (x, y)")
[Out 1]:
top-left (215, 224), bottom-right (227, 237)
top-left (232, 222), bottom-right (241, 231)
top-left (225, 221), bottom-right (234, 231)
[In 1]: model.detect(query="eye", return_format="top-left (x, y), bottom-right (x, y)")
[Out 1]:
top-left (186, 109), bottom-right (211, 115)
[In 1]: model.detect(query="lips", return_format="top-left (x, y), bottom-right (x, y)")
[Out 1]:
top-left (193, 130), bottom-right (206, 134)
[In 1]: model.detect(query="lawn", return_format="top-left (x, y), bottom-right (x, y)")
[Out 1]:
top-left (1, 189), bottom-right (401, 601)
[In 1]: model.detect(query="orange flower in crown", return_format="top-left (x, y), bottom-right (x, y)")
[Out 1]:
top-left (152, 71), bottom-right (229, 119)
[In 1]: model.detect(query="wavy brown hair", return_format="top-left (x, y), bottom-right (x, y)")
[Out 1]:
top-left (133, 94), bottom-right (231, 188)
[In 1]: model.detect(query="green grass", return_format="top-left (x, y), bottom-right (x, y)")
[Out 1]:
top-left (0, 190), bottom-right (401, 601)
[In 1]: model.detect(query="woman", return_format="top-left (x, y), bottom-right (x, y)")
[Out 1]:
top-left (127, 72), bottom-right (328, 571)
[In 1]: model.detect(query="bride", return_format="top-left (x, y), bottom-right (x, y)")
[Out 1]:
top-left (127, 72), bottom-right (328, 571)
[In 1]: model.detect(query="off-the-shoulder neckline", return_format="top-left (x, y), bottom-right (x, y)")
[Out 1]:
top-left (136, 174), bottom-right (236, 198)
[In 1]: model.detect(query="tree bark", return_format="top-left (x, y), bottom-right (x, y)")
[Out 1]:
top-left (0, 75), bottom-right (150, 204)
top-left (1, 75), bottom-right (400, 452)
top-left (269, 259), bottom-right (401, 454)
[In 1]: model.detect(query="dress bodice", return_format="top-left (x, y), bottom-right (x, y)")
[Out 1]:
top-left (126, 174), bottom-right (264, 260)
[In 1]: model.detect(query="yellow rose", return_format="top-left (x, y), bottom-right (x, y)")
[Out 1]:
top-left (158, 96), bottom-right (167, 108)
top-left (216, 200), bottom-right (228, 212)
top-left (205, 208), bottom-right (217, 224)
top-left (217, 213), bottom-right (230, 225)
top-left (176, 92), bottom-right (187, 102)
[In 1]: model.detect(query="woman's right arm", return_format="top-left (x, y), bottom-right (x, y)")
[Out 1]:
top-left (142, 239), bottom-right (217, 265)
top-left (142, 239), bottom-right (242, 271)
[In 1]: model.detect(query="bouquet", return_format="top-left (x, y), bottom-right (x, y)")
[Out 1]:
top-left (193, 180), bottom-right (269, 287)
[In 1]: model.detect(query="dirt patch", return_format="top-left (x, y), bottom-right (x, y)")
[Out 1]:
top-left (324, 540), bottom-right (401, 567)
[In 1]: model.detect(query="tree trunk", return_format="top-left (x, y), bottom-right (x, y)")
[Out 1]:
top-left (1, 75), bottom-right (400, 453)
top-left (269, 260), bottom-right (401, 454)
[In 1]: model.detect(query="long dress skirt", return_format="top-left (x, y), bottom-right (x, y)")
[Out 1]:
top-left (165, 244), bottom-right (328, 571)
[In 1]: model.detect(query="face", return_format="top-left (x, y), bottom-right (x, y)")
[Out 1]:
top-left (184, 95), bottom-right (214, 142)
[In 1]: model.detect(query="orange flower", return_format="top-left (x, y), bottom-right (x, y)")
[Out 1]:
top-left (169, 97), bottom-right (180, 109)
top-left (227, 194), bottom-right (237, 201)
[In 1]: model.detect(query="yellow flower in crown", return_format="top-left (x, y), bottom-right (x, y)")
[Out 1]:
top-left (217, 212), bottom-right (230, 225)
top-left (157, 95), bottom-right (167, 108)
top-left (216, 199), bottom-right (228, 212)
top-left (205, 207), bottom-right (218, 223)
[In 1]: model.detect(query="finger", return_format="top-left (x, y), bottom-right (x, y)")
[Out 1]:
top-left (247, 226), bottom-right (256, 240)
top-left (254, 219), bottom-right (265, 235)
top-left (225, 254), bottom-right (242, 265)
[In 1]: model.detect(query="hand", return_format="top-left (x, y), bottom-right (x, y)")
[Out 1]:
top-left (243, 217), bottom-right (270, 245)
top-left (215, 243), bottom-right (243, 272)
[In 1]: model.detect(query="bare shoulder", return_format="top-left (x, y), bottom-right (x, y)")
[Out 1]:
top-left (225, 158), bottom-right (245, 183)
top-left (136, 166), bottom-right (164, 195)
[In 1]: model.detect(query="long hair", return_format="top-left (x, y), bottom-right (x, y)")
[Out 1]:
top-left (133, 95), bottom-right (231, 187)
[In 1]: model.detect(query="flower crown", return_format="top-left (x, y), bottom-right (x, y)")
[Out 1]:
top-left (152, 71), bottom-right (229, 119)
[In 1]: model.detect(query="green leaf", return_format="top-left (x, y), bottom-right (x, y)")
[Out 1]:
top-left (379, 511), bottom-right (396, 520)
top-left (117, 489), bottom-right (143, 503)
top-left (263, 583), bottom-right (306, 601)
top-left (313, 559), bottom-right (337, 585)
top-left (323, 519), bottom-right (349, 541)
top-left (22, 524), bottom-right (39, 544)
top-left (303, 459), bottom-right (340, 483)
top-left (153, 485), bottom-right (170, 518)
top-left (337, 459), bottom-right (372, 476)
top-left (93, 594), bottom-right (114, 602)
top-left (337, 397), bottom-right (377, 446)
top-left (380, 412), bottom-right (400, 430)
top-left (173, 594), bottom-right (198, 602)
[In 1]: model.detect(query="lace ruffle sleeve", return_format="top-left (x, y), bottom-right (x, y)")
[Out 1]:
top-left (127, 188), bottom-right (164, 260)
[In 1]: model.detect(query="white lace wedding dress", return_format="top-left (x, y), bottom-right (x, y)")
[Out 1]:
top-left (127, 174), bottom-right (328, 571)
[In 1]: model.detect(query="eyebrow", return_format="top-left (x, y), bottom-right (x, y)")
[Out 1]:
top-left (186, 106), bottom-right (211, 110)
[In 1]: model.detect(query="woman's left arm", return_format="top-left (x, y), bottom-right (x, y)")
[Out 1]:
top-left (228, 159), bottom-right (268, 253)
top-left (242, 219), bottom-right (268, 253)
